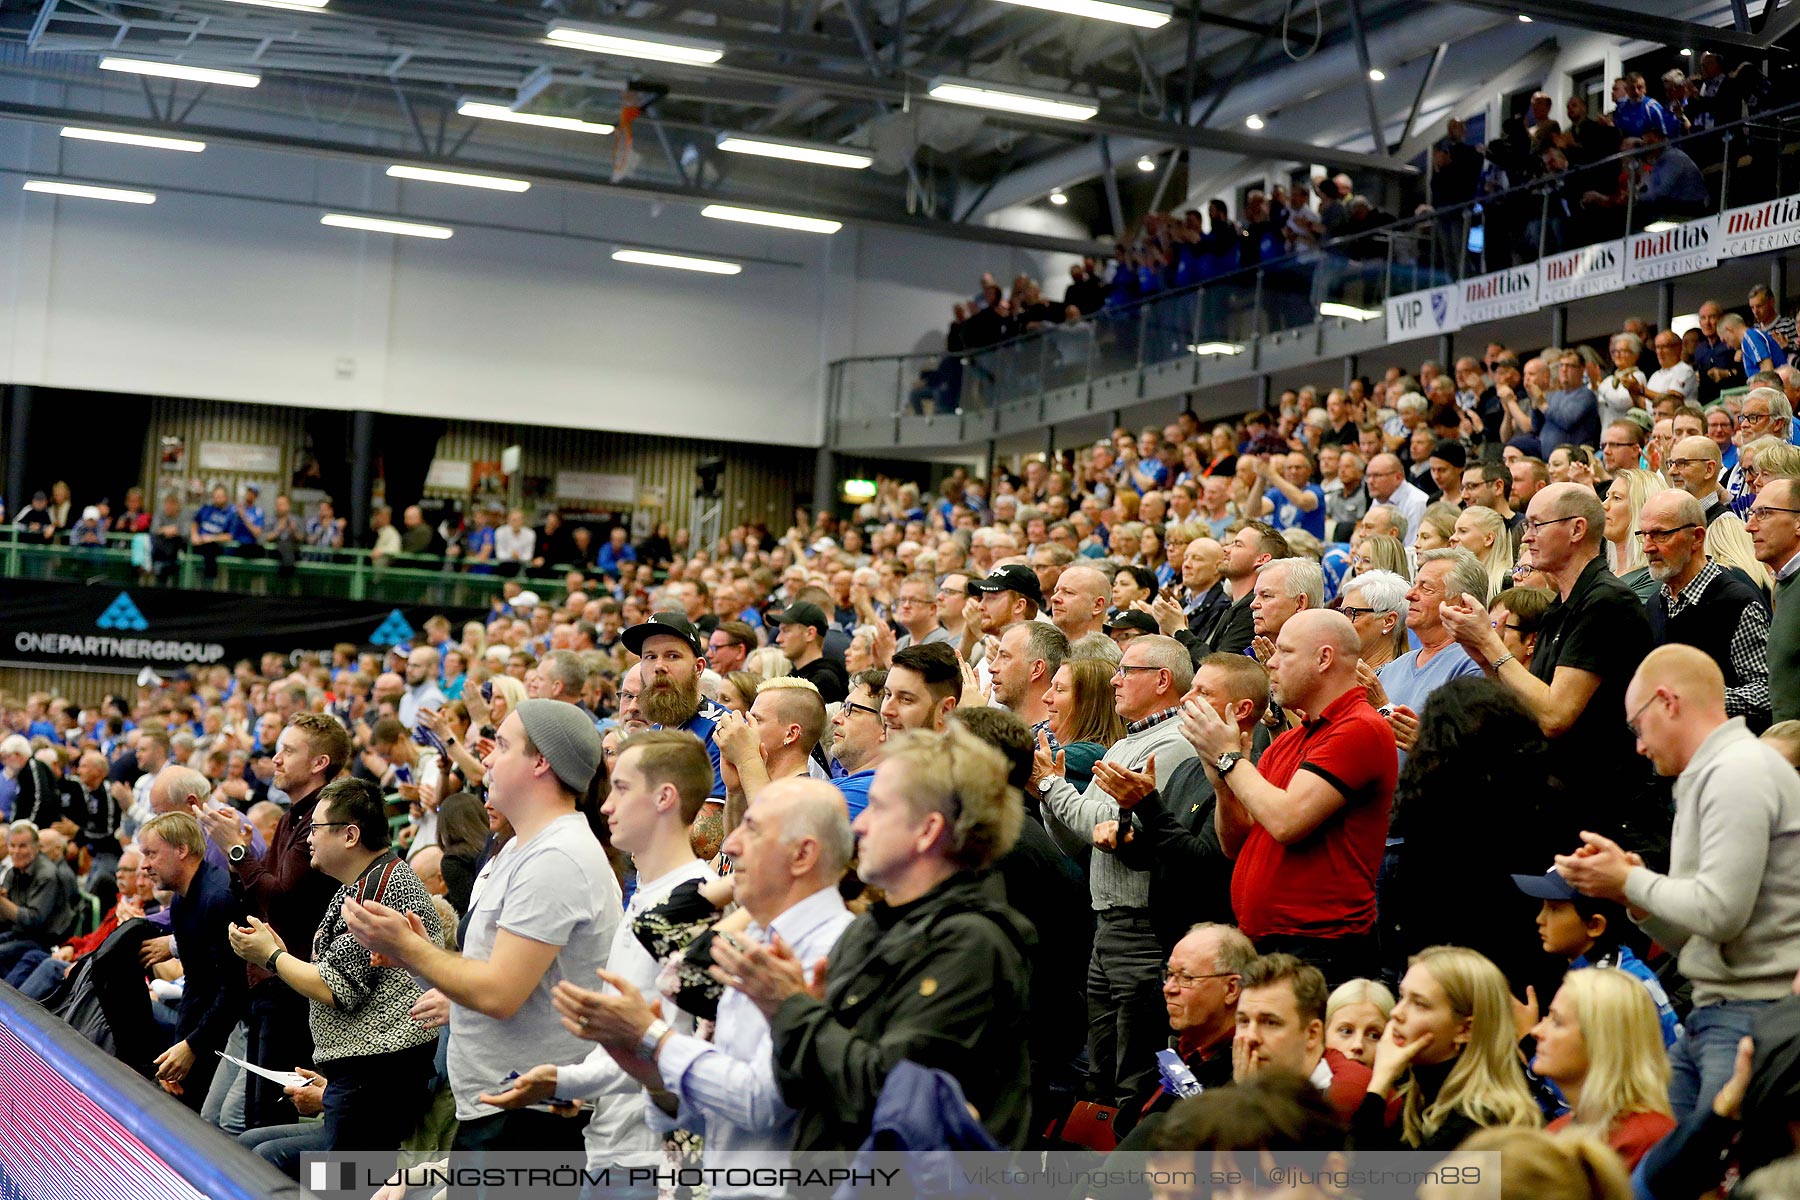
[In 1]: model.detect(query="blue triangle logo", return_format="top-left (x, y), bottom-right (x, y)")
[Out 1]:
top-left (96, 592), bottom-right (148, 632)
top-left (370, 609), bottom-right (415, 647)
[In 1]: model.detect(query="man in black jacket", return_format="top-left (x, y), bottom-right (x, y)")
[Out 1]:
top-left (140, 811), bottom-right (245, 1111)
top-left (714, 723), bottom-right (1033, 1150)
top-left (3, 738), bottom-right (64, 831)
top-left (1178, 520), bottom-right (1285, 663)
top-left (1097, 654), bottom-right (1272, 950)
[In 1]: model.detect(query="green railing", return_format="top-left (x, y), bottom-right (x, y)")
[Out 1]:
top-left (0, 531), bottom-right (545, 610)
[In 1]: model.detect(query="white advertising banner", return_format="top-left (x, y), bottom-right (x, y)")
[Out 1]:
top-left (1537, 240), bottom-right (1625, 306)
top-left (1457, 263), bottom-right (1540, 325)
top-left (1385, 285), bottom-right (1462, 344)
top-left (1623, 216), bottom-right (1720, 285)
top-left (1718, 196), bottom-right (1800, 260)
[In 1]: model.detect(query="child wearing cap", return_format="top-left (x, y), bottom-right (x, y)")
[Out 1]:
top-left (1512, 868), bottom-right (1682, 1047)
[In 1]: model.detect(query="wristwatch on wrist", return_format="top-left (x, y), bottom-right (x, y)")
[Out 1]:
top-left (640, 1018), bottom-right (671, 1057)
top-left (1214, 750), bottom-right (1244, 775)
top-left (1036, 777), bottom-right (1054, 795)
top-left (228, 843), bottom-right (248, 865)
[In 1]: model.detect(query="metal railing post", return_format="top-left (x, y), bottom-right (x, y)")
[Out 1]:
top-left (1719, 130), bottom-right (1734, 211)
top-left (1536, 188), bottom-right (1552, 264)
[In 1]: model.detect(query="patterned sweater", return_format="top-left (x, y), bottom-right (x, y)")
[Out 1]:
top-left (309, 852), bottom-right (442, 1063)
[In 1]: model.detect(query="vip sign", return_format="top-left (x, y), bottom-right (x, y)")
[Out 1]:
top-left (1538, 240), bottom-right (1624, 306)
top-left (1458, 264), bottom-right (1539, 325)
top-left (1384, 285), bottom-right (1462, 343)
top-left (1624, 216), bottom-right (1719, 285)
top-left (1718, 196), bottom-right (1800, 260)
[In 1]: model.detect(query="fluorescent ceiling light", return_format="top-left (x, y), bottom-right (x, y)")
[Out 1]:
top-left (23, 180), bottom-right (155, 204)
top-left (714, 132), bottom-right (873, 170)
top-left (612, 248), bottom-right (741, 275)
top-left (1368, 68), bottom-right (1386, 81)
top-left (701, 204), bottom-right (841, 234)
top-left (841, 479), bottom-right (878, 502)
top-left (99, 57), bottom-right (260, 88)
top-left (1643, 219), bottom-right (1682, 232)
top-left (457, 100), bottom-right (614, 135)
top-left (546, 20), bottom-right (724, 65)
top-left (1680, 47), bottom-right (1693, 56)
top-left (387, 164), bottom-right (530, 192)
top-left (991, 0), bottom-right (1170, 28)
top-left (60, 127), bottom-right (205, 153)
top-left (1049, 189), bottom-right (1068, 205)
top-left (1245, 114), bottom-right (1265, 129)
top-left (1517, 13), bottom-right (1532, 20)
top-left (214, 0), bottom-right (329, 9)
top-left (1136, 156), bottom-right (1156, 172)
top-left (321, 213), bottom-right (453, 239)
top-left (926, 77), bottom-right (1098, 122)
top-left (1190, 342), bottom-right (1244, 355)
top-left (1320, 301), bottom-right (1380, 321)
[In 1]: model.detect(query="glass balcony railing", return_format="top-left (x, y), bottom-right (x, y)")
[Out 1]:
top-left (829, 95), bottom-right (1800, 442)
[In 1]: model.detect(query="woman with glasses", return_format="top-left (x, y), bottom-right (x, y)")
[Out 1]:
top-left (1339, 569), bottom-right (1409, 670)
top-left (1601, 467), bottom-right (1669, 601)
top-left (1489, 587), bottom-right (1555, 672)
top-left (1041, 658), bottom-right (1126, 793)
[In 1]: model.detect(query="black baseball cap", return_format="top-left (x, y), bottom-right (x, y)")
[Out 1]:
top-left (622, 612), bottom-right (703, 656)
top-left (1104, 610), bottom-right (1159, 637)
top-left (1430, 440), bottom-right (1468, 469)
top-left (770, 601), bottom-right (830, 637)
top-left (967, 563), bottom-right (1045, 608)
top-left (1511, 868), bottom-right (1579, 902)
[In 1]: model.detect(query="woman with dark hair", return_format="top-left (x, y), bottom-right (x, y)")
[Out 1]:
top-left (1385, 678), bottom-right (1563, 991)
top-left (434, 792), bottom-right (489, 917)
top-left (637, 521), bottom-right (674, 569)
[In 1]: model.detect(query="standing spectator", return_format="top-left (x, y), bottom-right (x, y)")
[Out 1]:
top-left (1555, 645), bottom-right (1800, 1121)
top-left (1752, 478), bottom-right (1800, 722)
top-left (1364, 456), bottom-right (1429, 545)
top-left (1372, 549), bottom-right (1488, 754)
top-left (1641, 490), bottom-right (1772, 730)
top-left (196, 713), bottom-right (348, 1129)
top-left (1722, 313), bottom-right (1787, 377)
top-left (1039, 634), bottom-right (1197, 1104)
top-left (1187, 610), bottom-right (1395, 982)
top-left (1694, 301), bottom-right (1742, 400)
top-left (768, 602), bottom-right (849, 704)
top-left (1441, 484), bottom-right (1653, 843)
top-left (494, 509), bottom-right (535, 574)
top-left (1540, 352), bottom-right (1602, 456)
top-left (1049, 564), bottom-right (1112, 645)
top-left (712, 724), bottom-right (1032, 1149)
top-left (140, 811), bottom-right (244, 1110)
top-left (1647, 330), bottom-right (1699, 407)
top-left (398, 646), bottom-right (447, 730)
top-left (345, 700), bottom-right (616, 1153)
top-left (1750, 283), bottom-right (1797, 351)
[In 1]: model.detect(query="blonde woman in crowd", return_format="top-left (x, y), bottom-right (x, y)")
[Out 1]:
top-left (744, 646), bottom-right (792, 679)
top-left (1532, 968), bottom-right (1676, 1170)
top-left (1356, 945), bottom-right (1541, 1150)
top-left (1414, 502), bottom-right (1461, 552)
top-left (1451, 505), bottom-right (1514, 598)
top-left (1353, 534), bottom-right (1410, 580)
top-left (1705, 515), bottom-right (1773, 604)
top-left (1325, 977), bottom-right (1396, 1067)
top-left (1600, 467), bottom-right (1667, 601)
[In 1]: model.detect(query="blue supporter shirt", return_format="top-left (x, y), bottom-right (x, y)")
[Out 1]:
top-left (1377, 643), bottom-right (1484, 771)
top-left (1742, 327), bottom-right (1788, 373)
top-left (833, 768), bottom-right (875, 819)
top-left (464, 525), bottom-right (495, 573)
top-left (1269, 483), bottom-right (1327, 540)
top-left (1572, 944), bottom-right (1682, 1046)
top-left (668, 697), bottom-right (729, 801)
top-left (193, 503), bottom-right (234, 541)
top-left (232, 503), bottom-right (265, 545)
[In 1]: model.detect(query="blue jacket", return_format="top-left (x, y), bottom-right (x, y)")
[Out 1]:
top-left (833, 1062), bottom-right (1004, 1200)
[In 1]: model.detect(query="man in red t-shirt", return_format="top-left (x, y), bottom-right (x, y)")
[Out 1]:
top-left (1181, 609), bottom-right (1396, 983)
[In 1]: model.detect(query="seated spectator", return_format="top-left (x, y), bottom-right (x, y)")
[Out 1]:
top-left (1530, 968), bottom-right (1677, 1169)
top-left (1355, 945), bottom-right (1540, 1149)
top-left (1232, 953), bottom-right (1373, 1123)
top-left (1324, 977), bottom-right (1395, 1068)
top-left (1428, 1128), bottom-right (1630, 1200)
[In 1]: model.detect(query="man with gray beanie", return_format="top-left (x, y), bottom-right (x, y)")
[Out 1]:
top-left (346, 699), bottom-right (622, 1153)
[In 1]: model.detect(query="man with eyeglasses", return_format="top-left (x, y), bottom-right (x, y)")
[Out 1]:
top-left (1640, 490), bottom-right (1771, 732)
top-left (1666, 435), bottom-right (1733, 526)
top-left (827, 670), bottom-right (887, 819)
top-left (705, 621), bottom-right (757, 676)
top-left (227, 777), bottom-right (439, 1177)
top-left (891, 573), bottom-right (953, 651)
top-left (1600, 420), bottom-right (1648, 478)
top-left (1441, 483), bottom-right (1654, 847)
top-left (935, 571), bottom-right (974, 647)
top-left (1362, 455), bottom-right (1428, 546)
top-left (1726, 388), bottom-right (1793, 506)
top-left (1555, 645), bottom-right (1800, 1123)
top-left (1110, 922), bottom-right (1257, 1142)
top-left (1039, 635), bottom-right (1199, 1107)
top-left (1750, 478), bottom-right (1800, 724)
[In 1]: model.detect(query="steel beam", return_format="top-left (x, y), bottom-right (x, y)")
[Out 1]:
top-left (1448, 0), bottom-right (1772, 50)
top-left (1342, 0), bottom-right (1388, 162)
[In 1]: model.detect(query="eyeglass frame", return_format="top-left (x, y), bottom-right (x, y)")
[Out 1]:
top-left (841, 700), bottom-right (883, 720)
top-left (1634, 523), bottom-right (1699, 544)
top-left (1748, 504), bottom-right (1800, 522)
top-left (1524, 514), bottom-right (1581, 535)
top-left (305, 821), bottom-right (355, 838)
top-left (1626, 691), bottom-right (1666, 740)
top-left (1163, 968), bottom-right (1239, 989)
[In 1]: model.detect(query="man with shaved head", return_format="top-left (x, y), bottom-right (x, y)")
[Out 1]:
top-left (1181, 610), bottom-right (1395, 982)
top-left (1442, 482), bottom-right (1654, 842)
top-left (1666, 434), bottom-right (1733, 525)
top-left (1556, 645), bottom-right (1800, 1122)
top-left (1640, 489), bottom-right (1771, 730)
top-left (1048, 562), bottom-right (1111, 643)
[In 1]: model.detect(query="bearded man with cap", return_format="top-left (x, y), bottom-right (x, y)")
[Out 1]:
top-left (345, 699), bottom-right (620, 1153)
top-left (769, 602), bottom-right (849, 703)
top-left (622, 613), bottom-right (730, 856)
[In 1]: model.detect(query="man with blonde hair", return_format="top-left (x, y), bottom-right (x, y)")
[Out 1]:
top-left (714, 678), bottom-right (827, 805)
top-left (1558, 645), bottom-right (1800, 1122)
top-left (713, 724), bottom-right (1031, 1150)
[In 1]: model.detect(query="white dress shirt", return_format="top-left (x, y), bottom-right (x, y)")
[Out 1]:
top-left (645, 886), bottom-right (853, 1197)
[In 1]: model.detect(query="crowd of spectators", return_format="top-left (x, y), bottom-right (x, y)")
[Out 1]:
top-left (12, 277), bottom-right (1800, 1199)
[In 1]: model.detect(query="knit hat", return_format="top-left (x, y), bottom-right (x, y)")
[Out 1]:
top-left (514, 698), bottom-right (604, 794)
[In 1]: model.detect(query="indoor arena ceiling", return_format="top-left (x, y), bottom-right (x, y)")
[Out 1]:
top-left (0, 0), bottom-right (1787, 252)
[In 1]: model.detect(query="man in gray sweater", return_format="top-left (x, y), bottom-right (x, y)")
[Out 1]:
top-left (1036, 634), bottom-right (1197, 1106)
top-left (1557, 644), bottom-right (1800, 1121)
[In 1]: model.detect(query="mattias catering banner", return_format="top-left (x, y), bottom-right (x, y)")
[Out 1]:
top-left (0, 579), bottom-right (484, 671)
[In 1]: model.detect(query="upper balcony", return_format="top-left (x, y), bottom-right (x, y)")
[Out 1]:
top-left (828, 99), bottom-right (1800, 455)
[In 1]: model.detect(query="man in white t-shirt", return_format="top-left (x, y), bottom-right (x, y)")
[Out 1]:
top-left (1646, 330), bottom-right (1698, 407)
top-left (486, 729), bottom-right (717, 1173)
top-left (344, 699), bottom-right (617, 1153)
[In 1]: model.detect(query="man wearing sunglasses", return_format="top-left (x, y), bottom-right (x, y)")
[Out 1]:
top-left (1640, 490), bottom-right (1771, 732)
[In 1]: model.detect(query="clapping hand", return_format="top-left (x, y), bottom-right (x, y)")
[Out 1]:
top-left (1030, 730), bottom-right (1066, 788)
top-left (1092, 755), bottom-right (1157, 810)
top-left (1386, 705), bottom-right (1419, 751)
top-left (710, 931), bottom-right (827, 1020)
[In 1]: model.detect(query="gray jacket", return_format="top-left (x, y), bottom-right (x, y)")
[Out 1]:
top-left (0, 853), bottom-right (77, 947)
top-left (1627, 719), bottom-right (1800, 1006)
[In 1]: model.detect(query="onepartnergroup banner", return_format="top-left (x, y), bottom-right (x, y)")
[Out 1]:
top-left (301, 1149), bottom-right (1502, 1200)
top-left (1382, 195), bottom-right (1800, 344)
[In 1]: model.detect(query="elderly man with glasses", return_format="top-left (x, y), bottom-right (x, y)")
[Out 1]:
top-left (1640, 489), bottom-right (1771, 732)
top-left (1666, 435), bottom-right (1734, 525)
top-left (1726, 387), bottom-right (1794, 508)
